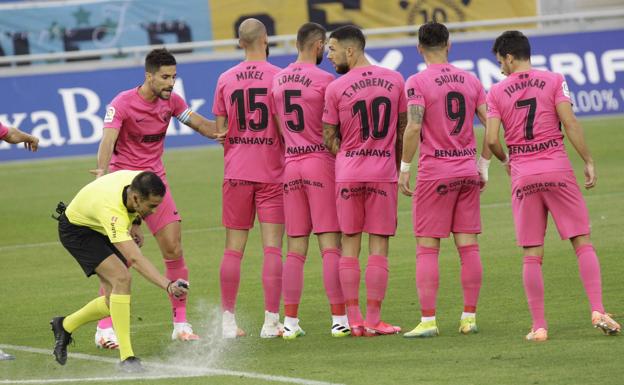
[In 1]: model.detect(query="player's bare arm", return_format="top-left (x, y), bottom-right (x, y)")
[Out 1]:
top-left (91, 127), bottom-right (119, 178)
top-left (323, 122), bottom-right (340, 155)
top-left (395, 111), bottom-right (407, 171)
top-left (129, 222), bottom-right (144, 248)
top-left (485, 116), bottom-right (510, 175)
top-left (115, 240), bottom-right (188, 297)
top-left (186, 112), bottom-right (219, 139)
top-left (214, 115), bottom-right (228, 145)
top-left (475, 103), bottom-right (493, 190)
top-left (398, 104), bottom-right (424, 196)
top-left (273, 114), bottom-right (284, 138)
top-left (2, 126), bottom-right (39, 151)
top-left (556, 101), bottom-right (596, 189)
top-left (476, 104), bottom-right (493, 160)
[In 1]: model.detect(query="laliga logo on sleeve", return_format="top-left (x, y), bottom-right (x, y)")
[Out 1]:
top-left (562, 81), bottom-right (570, 98)
top-left (104, 106), bottom-right (115, 123)
top-left (340, 188), bottom-right (350, 200)
top-left (436, 184), bottom-right (448, 196)
top-left (515, 188), bottom-right (524, 201)
top-left (407, 88), bottom-right (415, 97)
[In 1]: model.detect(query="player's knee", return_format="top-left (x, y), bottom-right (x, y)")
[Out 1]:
top-left (112, 270), bottom-right (132, 292)
top-left (161, 241), bottom-right (183, 260)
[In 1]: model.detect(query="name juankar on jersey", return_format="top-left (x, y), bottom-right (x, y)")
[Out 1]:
top-left (504, 78), bottom-right (546, 97)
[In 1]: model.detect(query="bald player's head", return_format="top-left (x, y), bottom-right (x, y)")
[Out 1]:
top-left (238, 18), bottom-right (267, 48)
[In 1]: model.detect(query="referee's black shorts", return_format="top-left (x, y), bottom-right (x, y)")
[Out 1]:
top-left (58, 213), bottom-right (128, 277)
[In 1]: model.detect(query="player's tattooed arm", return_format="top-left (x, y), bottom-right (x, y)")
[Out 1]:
top-left (401, 105), bottom-right (424, 163)
top-left (323, 122), bottom-right (341, 155)
top-left (395, 111), bottom-right (408, 170)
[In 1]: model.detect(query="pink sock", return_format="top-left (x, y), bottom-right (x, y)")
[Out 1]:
top-left (416, 246), bottom-right (439, 317)
top-left (321, 248), bottom-right (344, 306)
top-left (458, 244), bottom-right (483, 313)
top-left (575, 244), bottom-right (605, 313)
top-left (263, 246), bottom-right (283, 314)
top-left (523, 256), bottom-right (547, 330)
top-left (97, 285), bottom-right (113, 329)
top-left (282, 252), bottom-right (306, 311)
top-left (339, 256), bottom-right (364, 325)
top-left (365, 255), bottom-right (388, 326)
top-left (220, 249), bottom-right (243, 312)
top-left (165, 257), bottom-right (189, 323)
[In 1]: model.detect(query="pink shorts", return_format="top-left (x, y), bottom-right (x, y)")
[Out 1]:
top-left (335, 182), bottom-right (398, 236)
top-left (284, 156), bottom-right (340, 236)
top-left (511, 171), bottom-right (590, 247)
top-left (413, 176), bottom-right (481, 238)
top-left (222, 179), bottom-right (284, 230)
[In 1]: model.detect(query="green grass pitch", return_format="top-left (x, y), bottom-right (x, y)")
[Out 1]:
top-left (0, 116), bottom-right (622, 385)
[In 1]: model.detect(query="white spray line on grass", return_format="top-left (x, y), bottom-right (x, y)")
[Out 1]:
top-left (1, 191), bottom-right (622, 253)
top-left (0, 344), bottom-right (345, 385)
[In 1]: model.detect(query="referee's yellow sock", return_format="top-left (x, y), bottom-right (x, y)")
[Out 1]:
top-left (110, 294), bottom-right (134, 361)
top-left (63, 296), bottom-right (110, 333)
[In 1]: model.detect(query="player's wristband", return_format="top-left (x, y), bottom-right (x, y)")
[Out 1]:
top-left (400, 161), bottom-right (411, 173)
top-left (132, 217), bottom-right (142, 226)
top-left (502, 153), bottom-right (510, 165)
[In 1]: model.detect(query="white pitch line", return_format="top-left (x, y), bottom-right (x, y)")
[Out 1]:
top-left (0, 344), bottom-right (344, 385)
top-left (1, 191), bottom-right (622, 253)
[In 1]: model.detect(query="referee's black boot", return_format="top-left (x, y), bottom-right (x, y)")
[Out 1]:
top-left (50, 316), bottom-right (72, 365)
top-left (118, 356), bottom-right (144, 373)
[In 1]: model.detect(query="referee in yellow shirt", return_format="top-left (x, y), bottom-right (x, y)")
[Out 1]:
top-left (51, 170), bottom-right (188, 372)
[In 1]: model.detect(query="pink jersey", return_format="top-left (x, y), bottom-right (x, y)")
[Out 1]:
top-left (323, 65), bottom-right (407, 182)
top-left (272, 62), bottom-right (334, 161)
top-left (0, 122), bottom-right (7, 139)
top-left (104, 87), bottom-right (191, 177)
top-left (213, 61), bottom-right (284, 183)
top-left (487, 69), bottom-right (573, 178)
top-left (406, 63), bottom-right (486, 181)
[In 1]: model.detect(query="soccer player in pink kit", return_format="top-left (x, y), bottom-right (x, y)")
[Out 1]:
top-left (323, 25), bottom-right (406, 337)
top-left (399, 22), bottom-right (491, 338)
top-left (0, 122), bottom-right (38, 361)
top-left (92, 49), bottom-right (220, 346)
top-left (486, 31), bottom-right (620, 341)
top-left (213, 18), bottom-right (285, 339)
top-left (272, 22), bottom-right (348, 339)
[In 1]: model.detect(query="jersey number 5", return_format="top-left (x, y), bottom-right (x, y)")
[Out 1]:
top-left (231, 88), bottom-right (269, 131)
top-left (284, 90), bottom-right (305, 133)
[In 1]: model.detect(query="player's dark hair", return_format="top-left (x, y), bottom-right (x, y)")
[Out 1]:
top-left (418, 22), bottom-right (449, 49)
top-left (329, 25), bottom-right (365, 50)
top-left (131, 171), bottom-right (166, 198)
top-left (492, 31), bottom-right (531, 60)
top-left (145, 48), bottom-right (176, 73)
top-left (297, 22), bottom-right (326, 49)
